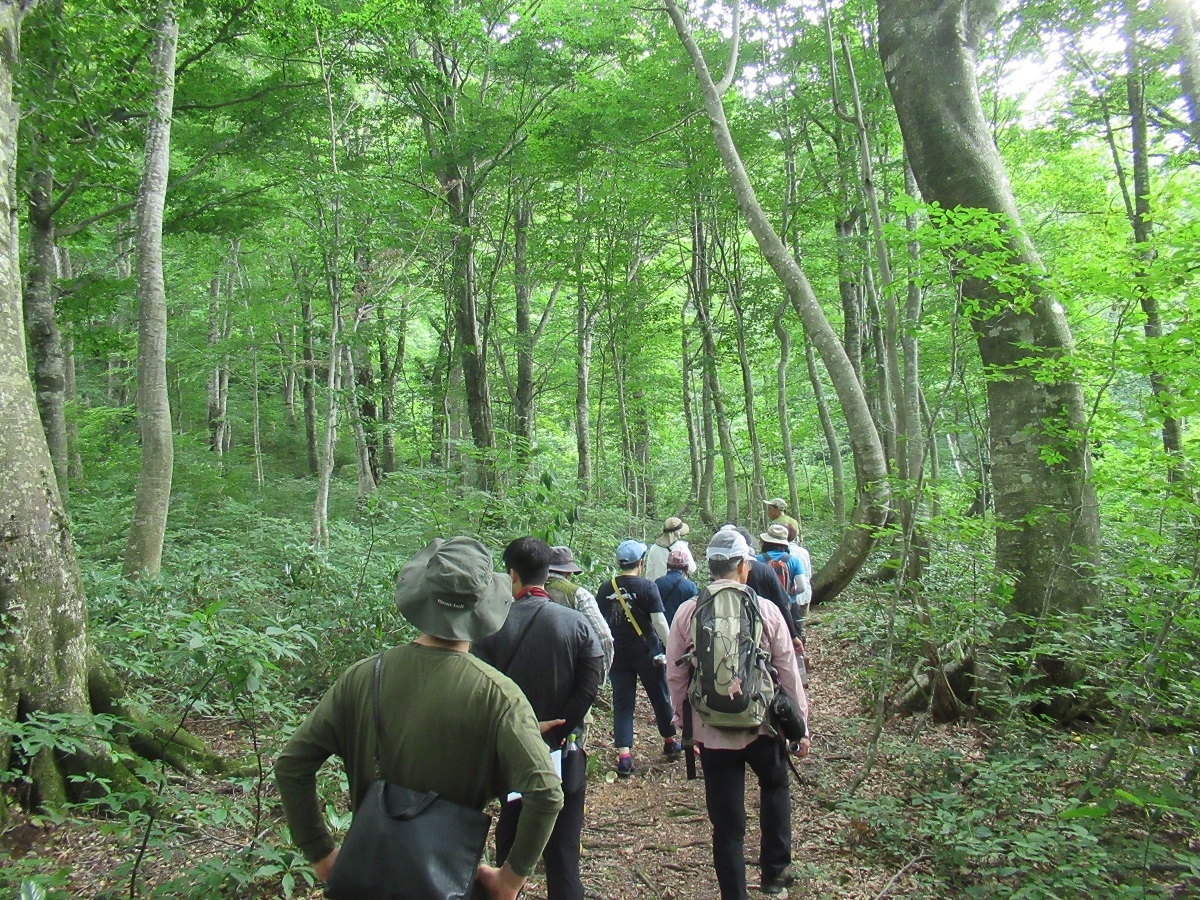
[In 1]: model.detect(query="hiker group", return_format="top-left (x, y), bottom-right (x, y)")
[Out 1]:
top-left (275, 498), bottom-right (814, 900)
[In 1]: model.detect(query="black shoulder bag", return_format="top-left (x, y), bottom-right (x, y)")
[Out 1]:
top-left (324, 654), bottom-right (491, 900)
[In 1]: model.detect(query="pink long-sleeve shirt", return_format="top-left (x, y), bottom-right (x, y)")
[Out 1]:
top-left (666, 579), bottom-right (808, 751)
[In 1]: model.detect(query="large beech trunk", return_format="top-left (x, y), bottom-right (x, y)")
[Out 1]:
top-left (666, 0), bottom-right (890, 601)
top-left (122, 0), bottom-right (177, 579)
top-left (877, 0), bottom-right (1101, 701)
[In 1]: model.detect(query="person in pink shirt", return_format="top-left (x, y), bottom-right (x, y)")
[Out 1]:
top-left (666, 528), bottom-right (811, 898)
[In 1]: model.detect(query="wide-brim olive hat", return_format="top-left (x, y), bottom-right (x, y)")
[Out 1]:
top-left (394, 537), bottom-right (513, 642)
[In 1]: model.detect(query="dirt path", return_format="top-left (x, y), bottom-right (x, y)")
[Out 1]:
top-left (522, 608), bottom-right (946, 900)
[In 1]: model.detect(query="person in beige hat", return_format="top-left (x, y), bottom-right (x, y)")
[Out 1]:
top-left (644, 515), bottom-right (698, 581)
top-left (275, 537), bottom-right (563, 900)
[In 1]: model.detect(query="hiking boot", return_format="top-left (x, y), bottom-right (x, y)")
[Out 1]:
top-left (663, 738), bottom-right (684, 760)
top-left (616, 754), bottom-right (635, 777)
top-left (761, 869), bottom-right (795, 895)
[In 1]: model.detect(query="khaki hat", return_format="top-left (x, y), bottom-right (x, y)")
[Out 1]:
top-left (662, 516), bottom-right (690, 537)
top-left (764, 497), bottom-right (788, 510)
top-left (548, 545), bottom-right (583, 575)
top-left (394, 537), bottom-right (513, 642)
top-left (760, 523), bottom-right (791, 547)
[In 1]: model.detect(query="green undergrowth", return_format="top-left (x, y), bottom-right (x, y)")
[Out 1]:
top-left (821, 500), bottom-right (1200, 898)
top-left (3, 449), bottom-right (667, 898)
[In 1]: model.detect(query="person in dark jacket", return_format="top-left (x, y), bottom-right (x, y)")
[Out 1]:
top-left (655, 548), bottom-right (698, 624)
top-left (724, 525), bottom-right (801, 653)
top-left (474, 537), bottom-right (603, 900)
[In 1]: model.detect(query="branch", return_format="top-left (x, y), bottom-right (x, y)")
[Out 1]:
top-left (713, 0), bottom-right (742, 95)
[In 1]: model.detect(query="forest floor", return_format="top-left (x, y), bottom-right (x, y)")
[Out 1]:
top-left (2, 606), bottom-right (991, 899)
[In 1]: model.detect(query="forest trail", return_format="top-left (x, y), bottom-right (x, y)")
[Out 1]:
top-left (4, 604), bottom-right (985, 898)
top-left (565, 605), bottom-right (962, 900)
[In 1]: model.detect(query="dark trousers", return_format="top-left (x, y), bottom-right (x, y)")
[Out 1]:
top-left (609, 652), bottom-right (676, 748)
top-left (698, 736), bottom-right (792, 900)
top-left (494, 782), bottom-right (586, 900)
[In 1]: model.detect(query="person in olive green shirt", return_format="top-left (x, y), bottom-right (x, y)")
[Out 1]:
top-left (274, 537), bottom-right (564, 900)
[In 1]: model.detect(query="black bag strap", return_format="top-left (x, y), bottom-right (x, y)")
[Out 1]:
top-left (659, 577), bottom-right (685, 611)
top-left (371, 653), bottom-right (385, 779)
top-left (499, 602), bottom-right (547, 674)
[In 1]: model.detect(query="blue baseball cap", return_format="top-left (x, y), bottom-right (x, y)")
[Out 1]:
top-left (616, 539), bottom-right (647, 566)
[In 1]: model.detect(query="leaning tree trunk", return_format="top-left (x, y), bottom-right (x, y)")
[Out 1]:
top-left (122, 0), bottom-right (177, 579)
top-left (877, 0), bottom-right (1100, 699)
top-left (666, 0), bottom-right (890, 601)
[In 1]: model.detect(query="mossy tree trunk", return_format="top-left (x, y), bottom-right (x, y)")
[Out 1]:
top-left (877, 0), bottom-right (1101, 712)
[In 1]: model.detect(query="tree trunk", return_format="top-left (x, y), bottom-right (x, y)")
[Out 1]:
top-left (514, 191), bottom-right (534, 459)
top-left (803, 331), bottom-right (846, 529)
top-left (691, 216), bottom-right (738, 525)
top-left (574, 188), bottom-right (598, 495)
top-left (773, 301), bottom-right (800, 523)
top-left (877, 0), bottom-right (1101, 696)
top-left (206, 274), bottom-right (230, 458)
top-left (1, 4), bottom-right (221, 818)
top-left (122, 0), bottom-right (177, 579)
top-left (23, 165), bottom-right (68, 499)
top-left (1166, 0), bottom-right (1200, 148)
top-left (1124, 21), bottom-right (1184, 481)
top-left (300, 290), bottom-right (319, 476)
top-left (377, 303), bottom-right (405, 475)
top-left (682, 305), bottom-right (702, 502)
top-left (727, 264), bottom-right (766, 516)
top-left (698, 354), bottom-right (717, 527)
top-left (835, 216), bottom-right (864, 386)
top-left (667, 0), bottom-right (890, 601)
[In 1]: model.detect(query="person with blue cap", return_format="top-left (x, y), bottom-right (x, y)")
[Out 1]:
top-left (595, 538), bottom-right (683, 776)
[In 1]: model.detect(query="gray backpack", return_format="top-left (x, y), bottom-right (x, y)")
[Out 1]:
top-left (685, 583), bottom-right (774, 730)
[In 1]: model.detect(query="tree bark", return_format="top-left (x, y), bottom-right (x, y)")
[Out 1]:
top-left (690, 209), bottom-right (738, 525)
top-left (1124, 21), bottom-right (1184, 481)
top-left (23, 165), bottom-right (68, 499)
top-left (803, 331), bottom-right (846, 529)
top-left (773, 301), bottom-right (800, 523)
top-left (122, 0), bottom-right (177, 579)
top-left (513, 191), bottom-right (535, 458)
top-left (682, 305), bottom-right (701, 502)
top-left (299, 290), bottom-right (319, 476)
top-left (877, 0), bottom-right (1101, 687)
top-left (666, 0), bottom-right (890, 601)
